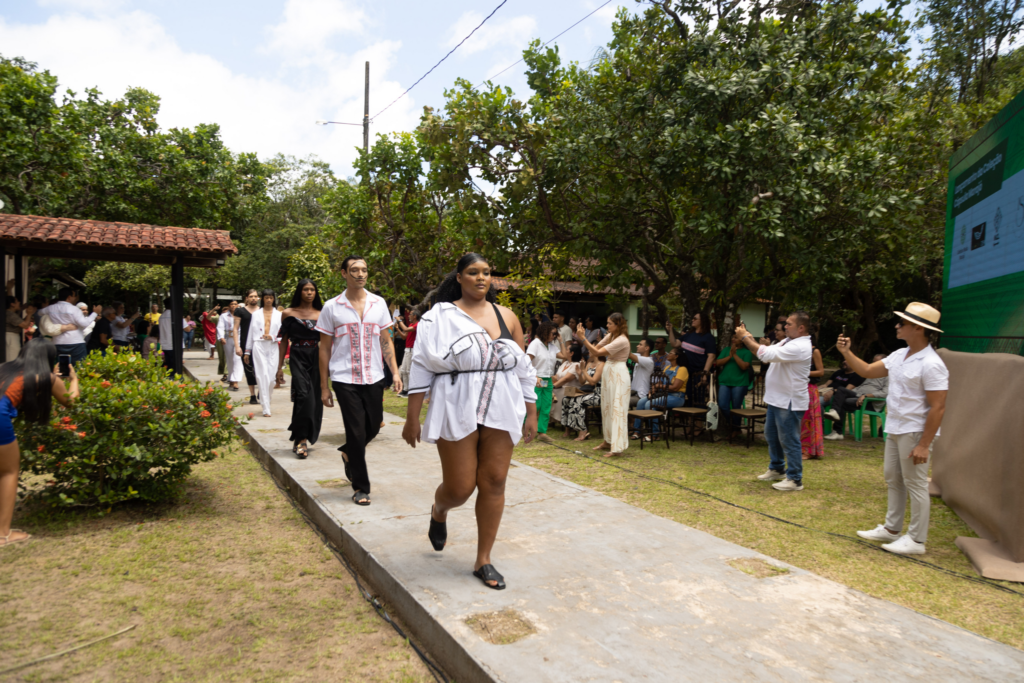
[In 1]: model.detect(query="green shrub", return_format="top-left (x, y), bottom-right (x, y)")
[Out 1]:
top-left (17, 350), bottom-right (240, 509)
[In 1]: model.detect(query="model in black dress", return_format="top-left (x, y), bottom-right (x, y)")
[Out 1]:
top-left (276, 279), bottom-right (323, 458)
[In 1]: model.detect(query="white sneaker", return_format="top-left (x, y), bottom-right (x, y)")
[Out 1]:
top-left (825, 409), bottom-right (841, 422)
top-left (856, 525), bottom-right (899, 542)
top-left (772, 478), bottom-right (804, 491)
top-left (882, 535), bottom-right (926, 555)
top-left (825, 432), bottom-right (844, 441)
top-left (757, 469), bottom-right (786, 481)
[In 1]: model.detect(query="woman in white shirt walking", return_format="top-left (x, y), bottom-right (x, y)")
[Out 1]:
top-left (526, 321), bottom-right (569, 444)
top-left (403, 253), bottom-right (538, 591)
top-left (244, 290), bottom-right (282, 418)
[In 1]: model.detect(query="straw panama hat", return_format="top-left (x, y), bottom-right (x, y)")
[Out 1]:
top-left (894, 302), bottom-right (943, 333)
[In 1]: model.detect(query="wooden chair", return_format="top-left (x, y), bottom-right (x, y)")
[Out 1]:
top-left (730, 374), bottom-right (768, 448)
top-left (584, 389), bottom-right (603, 435)
top-left (628, 372), bottom-right (670, 450)
top-left (669, 371), bottom-right (713, 446)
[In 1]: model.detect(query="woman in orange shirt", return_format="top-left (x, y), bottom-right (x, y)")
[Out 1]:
top-left (0, 338), bottom-right (79, 547)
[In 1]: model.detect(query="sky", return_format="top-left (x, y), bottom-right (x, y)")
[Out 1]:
top-left (2, 0), bottom-right (629, 178)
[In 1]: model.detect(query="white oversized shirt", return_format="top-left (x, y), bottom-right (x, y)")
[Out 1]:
top-left (315, 290), bottom-right (393, 385)
top-left (882, 345), bottom-right (949, 435)
top-left (756, 335), bottom-right (813, 411)
top-left (43, 301), bottom-right (97, 345)
top-left (526, 338), bottom-right (560, 378)
top-left (244, 308), bottom-right (282, 353)
top-left (630, 355), bottom-right (655, 398)
top-left (409, 302), bottom-right (537, 445)
top-left (216, 312), bottom-right (233, 341)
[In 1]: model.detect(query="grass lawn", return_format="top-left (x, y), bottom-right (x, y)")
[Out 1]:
top-left (0, 444), bottom-right (436, 683)
top-left (379, 392), bottom-right (1024, 651)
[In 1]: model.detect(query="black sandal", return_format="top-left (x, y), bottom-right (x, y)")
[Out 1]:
top-left (352, 491), bottom-right (370, 506)
top-left (339, 450), bottom-right (352, 484)
top-left (428, 506), bottom-right (447, 551)
top-left (296, 442), bottom-right (308, 459)
top-left (472, 564), bottom-right (506, 590)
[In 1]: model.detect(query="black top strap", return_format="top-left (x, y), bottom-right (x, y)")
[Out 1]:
top-left (491, 303), bottom-right (514, 341)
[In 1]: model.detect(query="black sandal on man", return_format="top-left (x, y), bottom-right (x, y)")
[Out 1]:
top-left (472, 564), bottom-right (506, 590)
top-left (428, 506), bottom-right (447, 551)
top-left (352, 491), bottom-right (371, 506)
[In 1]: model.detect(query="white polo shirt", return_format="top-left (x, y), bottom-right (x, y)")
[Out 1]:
top-left (630, 355), bottom-right (655, 398)
top-left (315, 290), bottom-right (393, 385)
top-left (755, 335), bottom-right (813, 411)
top-left (112, 315), bottom-right (131, 342)
top-left (882, 345), bottom-right (949, 435)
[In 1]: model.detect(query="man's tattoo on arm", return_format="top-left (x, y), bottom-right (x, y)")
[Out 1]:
top-left (382, 334), bottom-right (395, 367)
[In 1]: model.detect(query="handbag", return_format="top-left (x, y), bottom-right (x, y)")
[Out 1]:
top-left (705, 375), bottom-right (720, 431)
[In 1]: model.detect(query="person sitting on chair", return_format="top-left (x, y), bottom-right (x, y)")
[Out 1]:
top-left (825, 354), bottom-right (888, 440)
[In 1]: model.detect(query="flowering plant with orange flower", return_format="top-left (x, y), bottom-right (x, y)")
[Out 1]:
top-left (18, 349), bottom-right (239, 509)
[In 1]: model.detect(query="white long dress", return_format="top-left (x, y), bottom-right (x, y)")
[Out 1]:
top-left (218, 314), bottom-right (236, 380)
top-left (245, 308), bottom-right (282, 416)
top-left (408, 302), bottom-right (537, 445)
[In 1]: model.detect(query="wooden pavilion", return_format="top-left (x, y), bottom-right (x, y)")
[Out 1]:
top-left (0, 214), bottom-right (237, 375)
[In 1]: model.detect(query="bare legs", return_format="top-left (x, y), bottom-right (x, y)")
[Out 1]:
top-left (434, 427), bottom-right (514, 585)
top-left (0, 440), bottom-right (27, 544)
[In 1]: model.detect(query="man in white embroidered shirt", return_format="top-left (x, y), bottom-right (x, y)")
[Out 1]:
top-left (317, 256), bottom-right (402, 506)
top-left (839, 303), bottom-right (948, 556)
top-left (41, 287), bottom-right (101, 366)
top-left (735, 311), bottom-right (813, 492)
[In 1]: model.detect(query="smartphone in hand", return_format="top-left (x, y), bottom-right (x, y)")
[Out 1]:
top-left (58, 354), bottom-right (72, 378)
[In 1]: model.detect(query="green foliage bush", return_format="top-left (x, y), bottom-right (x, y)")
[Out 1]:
top-left (17, 350), bottom-right (239, 509)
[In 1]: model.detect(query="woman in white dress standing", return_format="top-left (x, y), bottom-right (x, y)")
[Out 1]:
top-left (402, 253), bottom-right (538, 591)
top-left (577, 312), bottom-right (631, 456)
top-left (244, 289), bottom-right (282, 418)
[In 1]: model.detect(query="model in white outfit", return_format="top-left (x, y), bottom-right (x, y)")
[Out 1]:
top-left (408, 302), bottom-right (537, 445)
top-left (245, 306), bottom-right (282, 417)
top-left (403, 253), bottom-right (538, 592)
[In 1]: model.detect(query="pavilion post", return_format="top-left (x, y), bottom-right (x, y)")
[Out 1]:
top-left (171, 259), bottom-right (184, 376)
top-left (0, 245), bottom-right (6, 364)
top-left (14, 254), bottom-right (24, 304)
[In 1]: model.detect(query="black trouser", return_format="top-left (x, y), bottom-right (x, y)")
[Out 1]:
top-left (332, 380), bottom-right (385, 494)
top-left (242, 355), bottom-right (257, 388)
top-left (828, 387), bottom-right (860, 434)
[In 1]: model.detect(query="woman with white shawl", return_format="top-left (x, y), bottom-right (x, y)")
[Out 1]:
top-left (244, 290), bottom-right (282, 418)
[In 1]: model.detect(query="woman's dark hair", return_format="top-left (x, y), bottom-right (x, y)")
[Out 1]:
top-left (535, 321), bottom-right (557, 344)
top-left (666, 346), bottom-right (679, 363)
top-left (6, 296), bottom-right (17, 309)
top-left (422, 252), bottom-right (497, 307)
top-left (585, 316), bottom-right (596, 329)
top-left (693, 312), bottom-right (709, 334)
top-left (289, 279), bottom-right (323, 310)
top-left (0, 338), bottom-right (57, 424)
top-left (259, 289), bottom-right (277, 308)
top-left (607, 312), bottom-right (627, 339)
top-left (341, 255), bottom-right (366, 272)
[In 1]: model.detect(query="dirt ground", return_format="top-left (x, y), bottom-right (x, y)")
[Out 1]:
top-left (0, 444), bottom-right (438, 683)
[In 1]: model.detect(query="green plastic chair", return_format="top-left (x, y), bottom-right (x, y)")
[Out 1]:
top-left (821, 397), bottom-right (887, 440)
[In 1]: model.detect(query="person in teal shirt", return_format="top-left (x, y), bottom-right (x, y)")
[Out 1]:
top-left (716, 334), bottom-right (754, 428)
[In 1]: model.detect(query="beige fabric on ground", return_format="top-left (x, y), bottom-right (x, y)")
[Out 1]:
top-left (933, 349), bottom-right (1024, 579)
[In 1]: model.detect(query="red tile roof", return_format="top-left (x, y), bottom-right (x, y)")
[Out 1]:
top-left (492, 276), bottom-right (642, 296)
top-left (0, 214), bottom-right (237, 254)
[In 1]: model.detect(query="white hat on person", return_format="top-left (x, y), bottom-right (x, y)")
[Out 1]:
top-left (76, 302), bottom-right (88, 310)
top-left (894, 302), bottom-right (943, 333)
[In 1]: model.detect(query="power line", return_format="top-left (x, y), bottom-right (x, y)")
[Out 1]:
top-left (481, 0), bottom-right (615, 85)
top-left (372, 0), bottom-right (510, 121)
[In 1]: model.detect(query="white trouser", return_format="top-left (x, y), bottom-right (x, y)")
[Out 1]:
top-left (224, 338), bottom-right (239, 381)
top-left (884, 432), bottom-right (934, 543)
top-left (251, 339), bottom-right (277, 415)
top-left (204, 337), bottom-right (214, 353)
top-left (399, 347), bottom-right (413, 393)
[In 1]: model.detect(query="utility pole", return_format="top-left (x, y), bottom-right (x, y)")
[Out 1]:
top-left (363, 61), bottom-right (370, 153)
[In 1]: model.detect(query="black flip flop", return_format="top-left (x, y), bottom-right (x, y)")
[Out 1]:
top-left (296, 442), bottom-right (308, 459)
top-left (428, 506), bottom-right (446, 551)
top-left (352, 492), bottom-right (371, 506)
top-left (473, 564), bottom-right (506, 590)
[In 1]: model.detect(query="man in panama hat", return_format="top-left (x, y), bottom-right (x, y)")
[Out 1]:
top-left (836, 303), bottom-right (948, 555)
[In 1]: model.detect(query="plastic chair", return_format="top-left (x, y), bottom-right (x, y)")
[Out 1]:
top-left (847, 398), bottom-right (887, 441)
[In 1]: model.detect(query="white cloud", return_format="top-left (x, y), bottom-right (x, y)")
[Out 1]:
top-left (0, 9), bottom-right (419, 176)
top-left (266, 0), bottom-right (367, 63)
top-left (445, 11), bottom-right (537, 56)
top-left (36, 0), bottom-right (127, 11)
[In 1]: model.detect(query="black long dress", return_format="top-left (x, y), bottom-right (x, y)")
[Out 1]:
top-left (282, 316), bottom-right (322, 445)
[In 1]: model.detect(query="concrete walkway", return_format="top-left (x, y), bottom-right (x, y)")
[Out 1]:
top-left (185, 351), bottom-right (1024, 682)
